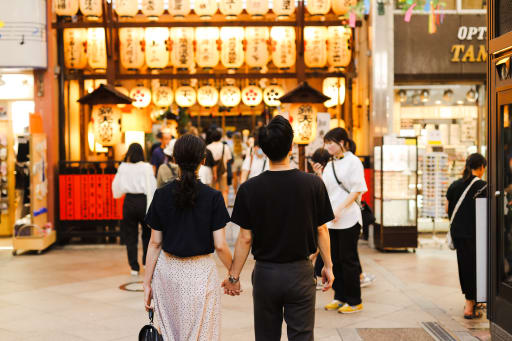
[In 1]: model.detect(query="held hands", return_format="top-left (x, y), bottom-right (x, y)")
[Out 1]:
top-left (321, 266), bottom-right (335, 292)
top-left (143, 282), bottom-right (153, 312)
top-left (221, 278), bottom-right (242, 296)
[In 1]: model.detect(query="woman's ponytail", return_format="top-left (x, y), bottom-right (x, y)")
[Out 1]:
top-left (462, 153), bottom-right (487, 181)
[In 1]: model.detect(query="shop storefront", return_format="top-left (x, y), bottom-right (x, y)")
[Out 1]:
top-left (487, 0), bottom-right (512, 337)
top-left (51, 0), bottom-right (370, 242)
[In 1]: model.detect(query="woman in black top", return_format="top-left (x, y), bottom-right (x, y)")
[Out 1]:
top-left (446, 153), bottom-right (487, 319)
top-left (143, 134), bottom-right (233, 340)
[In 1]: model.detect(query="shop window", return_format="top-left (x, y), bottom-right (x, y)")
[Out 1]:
top-left (496, 0), bottom-right (512, 36)
top-left (462, 0), bottom-right (485, 9)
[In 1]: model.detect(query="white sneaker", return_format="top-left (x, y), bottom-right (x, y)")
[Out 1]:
top-left (130, 270), bottom-right (139, 277)
top-left (360, 273), bottom-right (376, 288)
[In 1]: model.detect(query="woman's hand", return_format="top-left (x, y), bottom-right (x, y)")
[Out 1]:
top-left (311, 161), bottom-right (323, 177)
top-left (143, 282), bottom-right (153, 311)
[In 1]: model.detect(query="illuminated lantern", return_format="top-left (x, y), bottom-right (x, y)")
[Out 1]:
top-left (219, 0), bottom-right (243, 19)
top-left (195, 27), bottom-right (220, 69)
top-left (119, 28), bottom-right (145, 70)
top-left (145, 27), bottom-right (169, 69)
top-left (242, 85), bottom-right (263, 107)
top-left (175, 86), bottom-right (196, 107)
top-left (220, 86), bottom-right (241, 107)
top-left (170, 27), bottom-right (195, 70)
top-left (327, 26), bottom-right (352, 68)
top-left (194, 0), bottom-right (218, 19)
top-left (152, 86), bottom-right (174, 107)
top-left (87, 28), bottom-right (107, 70)
top-left (220, 27), bottom-right (244, 70)
top-left (55, 0), bottom-right (79, 16)
top-left (323, 77), bottom-right (346, 107)
top-left (142, 0), bottom-right (165, 20)
top-left (246, 0), bottom-right (268, 18)
top-left (304, 27), bottom-right (327, 68)
top-left (332, 0), bottom-right (357, 17)
top-left (64, 29), bottom-right (88, 69)
top-left (114, 0), bottom-right (139, 17)
top-left (307, 0), bottom-right (331, 16)
top-left (273, 0), bottom-right (295, 19)
top-left (279, 82), bottom-right (330, 145)
top-left (115, 86), bottom-right (130, 108)
top-left (263, 84), bottom-right (285, 107)
top-left (245, 27), bottom-right (269, 70)
top-left (197, 86), bottom-right (219, 108)
top-left (271, 27), bottom-right (296, 69)
top-left (168, 0), bottom-right (191, 18)
top-left (130, 86), bottom-right (152, 108)
top-left (92, 105), bottom-right (122, 146)
top-left (79, 0), bottom-right (102, 20)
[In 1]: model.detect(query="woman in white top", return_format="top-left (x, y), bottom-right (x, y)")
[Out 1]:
top-left (240, 141), bottom-right (269, 183)
top-left (313, 128), bottom-right (367, 314)
top-left (112, 143), bottom-right (157, 276)
top-left (207, 129), bottom-right (232, 203)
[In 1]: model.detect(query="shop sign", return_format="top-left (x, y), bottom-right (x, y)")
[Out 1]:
top-left (394, 14), bottom-right (486, 77)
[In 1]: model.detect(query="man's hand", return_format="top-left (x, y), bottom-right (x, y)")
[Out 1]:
top-left (321, 266), bottom-right (334, 292)
top-left (221, 278), bottom-right (242, 296)
top-left (143, 282), bottom-right (153, 311)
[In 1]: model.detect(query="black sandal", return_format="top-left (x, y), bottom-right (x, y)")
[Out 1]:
top-left (464, 306), bottom-right (483, 320)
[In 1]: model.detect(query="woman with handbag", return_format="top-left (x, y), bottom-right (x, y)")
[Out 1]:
top-left (207, 129), bottom-right (231, 204)
top-left (446, 153), bottom-right (487, 319)
top-left (143, 134), bottom-right (233, 340)
top-left (313, 128), bottom-right (367, 314)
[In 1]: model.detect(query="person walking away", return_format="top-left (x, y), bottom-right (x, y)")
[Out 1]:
top-left (151, 131), bottom-right (172, 175)
top-left (143, 134), bottom-right (233, 341)
top-left (207, 129), bottom-right (231, 203)
top-left (112, 143), bottom-right (157, 276)
top-left (231, 132), bottom-right (246, 193)
top-left (199, 148), bottom-right (214, 187)
top-left (240, 136), bottom-right (269, 184)
top-left (446, 153), bottom-right (487, 319)
top-left (156, 141), bottom-right (179, 188)
top-left (313, 127), bottom-right (367, 314)
top-left (225, 116), bottom-right (335, 341)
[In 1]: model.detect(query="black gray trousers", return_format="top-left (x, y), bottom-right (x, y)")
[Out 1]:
top-left (121, 193), bottom-right (150, 272)
top-left (252, 259), bottom-right (316, 341)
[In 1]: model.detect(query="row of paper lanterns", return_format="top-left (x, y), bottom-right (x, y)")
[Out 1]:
top-left (64, 26), bottom-right (351, 70)
top-left (55, 0), bottom-right (357, 20)
top-left (116, 77), bottom-right (345, 109)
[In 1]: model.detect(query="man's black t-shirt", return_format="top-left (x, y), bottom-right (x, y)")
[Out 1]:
top-left (145, 181), bottom-right (230, 257)
top-left (231, 169), bottom-right (334, 263)
top-left (446, 175), bottom-right (487, 239)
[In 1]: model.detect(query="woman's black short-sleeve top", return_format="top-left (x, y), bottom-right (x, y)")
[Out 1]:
top-left (145, 181), bottom-right (230, 257)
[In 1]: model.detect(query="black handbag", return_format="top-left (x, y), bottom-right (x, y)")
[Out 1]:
top-left (139, 309), bottom-right (163, 341)
top-left (331, 161), bottom-right (375, 228)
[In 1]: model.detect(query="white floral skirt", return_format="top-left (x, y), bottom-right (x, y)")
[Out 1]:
top-left (152, 252), bottom-right (221, 341)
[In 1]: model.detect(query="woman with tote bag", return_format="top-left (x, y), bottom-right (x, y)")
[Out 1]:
top-left (446, 153), bottom-right (487, 319)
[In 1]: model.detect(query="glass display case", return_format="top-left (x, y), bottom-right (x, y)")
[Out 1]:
top-left (373, 136), bottom-right (418, 250)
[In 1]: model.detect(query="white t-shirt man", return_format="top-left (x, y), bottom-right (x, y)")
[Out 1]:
top-left (322, 151), bottom-right (368, 230)
top-left (242, 148), bottom-right (270, 179)
top-left (207, 141), bottom-right (232, 167)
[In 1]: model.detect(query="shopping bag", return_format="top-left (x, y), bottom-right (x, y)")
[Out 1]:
top-left (139, 309), bottom-right (163, 341)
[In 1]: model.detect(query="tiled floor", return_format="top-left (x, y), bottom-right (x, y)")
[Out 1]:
top-left (0, 234), bottom-right (489, 341)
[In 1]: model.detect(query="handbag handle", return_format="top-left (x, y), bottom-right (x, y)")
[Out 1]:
top-left (149, 309), bottom-right (154, 324)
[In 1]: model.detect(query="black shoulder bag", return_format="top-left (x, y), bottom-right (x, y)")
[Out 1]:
top-left (331, 161), bottom-right (376, 227)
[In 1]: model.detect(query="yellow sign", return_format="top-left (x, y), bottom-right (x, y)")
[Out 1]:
top-left (450, 44), bottom-right (487, 63)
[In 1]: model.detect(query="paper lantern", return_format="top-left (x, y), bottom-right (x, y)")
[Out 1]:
top-left (263, 84), bottom-right (285, 107)
top-left (114, 0), bottom-right (139, 17)
top-left (291, 103), bottom-right (317, 144)
top-left (220, 86), bottom-right (241, 107)
top-left (87, 28), bottom-right (107, 70)
top-left (63, 29), bottom-right (88, 69)
top-left (153, 86), bottom-right (174, 107)
top-left (115, 86), bottom-right (130, 108)
top-left (170, 27), bottom-right (195, 70)
top-left (323, 77), bottom-right (346, 107)
top-left (142, 0), bottom-right (165, 20)
top-left (271, 27), bottom-right (296, 69)
top-left (79, 0), bottom-right (102, 19)
top-left (245, 27), bottom-right (269, 69)
top-left (197, 86), bottom-right (219, 108)
top-left (55, 0), bottom-right (79, 16)
top-left (92, 105), bottom-right (122, 146)
top-left (119, 28), bottom-right (145, 70)
top-left (327, 26), bottom-right (352, 68)
top-left (194, 0), bottom-right (218, 19)
top-left (273, 0), bottom-right (295, 19)
top-left (175, 86), bottom-right (196, 107)
top-left (242, 85), bottom-right (263, 107)
top-left (130, 86), bottom-right (152, 108)
top-left (168, 0), bottom-right (191, 18)
top-left (145, 28), bottom-right (169, 69)
top-left (220, 27), bottom-right (244, 70)
top-left (332, 0), bottom-right (357, 17)
top-left (195, 27), bottom-right (220, 69)
top-left (307, 0), bottom-right (331, 15)
top-left (219, 0), bottom-right (243, 18)
top-left (304, 27), bottom-right (327, 68)
top-left (246, 0), bottom-right (269, 18)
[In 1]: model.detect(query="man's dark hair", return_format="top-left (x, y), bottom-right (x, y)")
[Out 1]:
top-left (258, 116), bottom-right (293, 162)
top-left (209, 128), bottom-right (222, 142)
top-left (156, 131), bottom-right (163, 140)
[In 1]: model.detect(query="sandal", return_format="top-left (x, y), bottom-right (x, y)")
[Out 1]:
top-left (464, 306), bottom-right (483, 320)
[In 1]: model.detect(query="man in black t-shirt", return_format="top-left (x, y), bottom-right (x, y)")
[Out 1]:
top-left (225, 116), bottom-right (335, 341)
